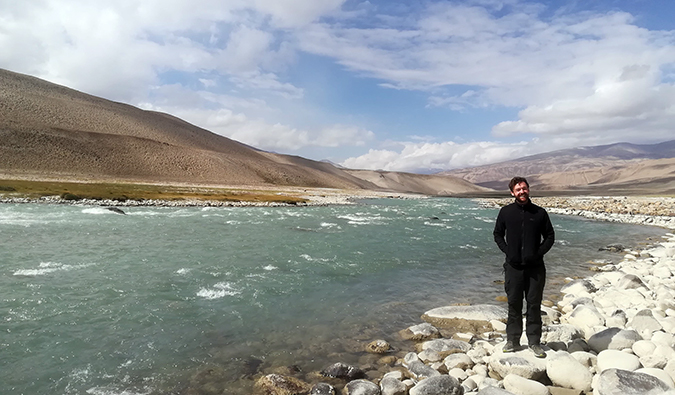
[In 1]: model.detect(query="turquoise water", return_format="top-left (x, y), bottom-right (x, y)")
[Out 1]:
top-left (0, 198), bottom-right (667, 394)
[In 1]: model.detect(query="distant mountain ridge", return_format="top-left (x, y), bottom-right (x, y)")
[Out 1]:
top-left (0, 68), bottom-right (486, 196)
top-left (445, 140), bottom-right (675, 194)
top-left (445, 141), bottom-right (675, 184)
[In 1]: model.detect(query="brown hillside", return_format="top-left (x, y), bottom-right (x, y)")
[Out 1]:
top-left (345, 170), bottom-right (491, 195)
top-left (0, 68), bottom-right (487, 196)
top-left (0, 69), bottom-right (378, 189)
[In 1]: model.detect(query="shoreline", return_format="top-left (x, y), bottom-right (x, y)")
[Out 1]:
top-left (476, 196), bottom-right (675, 230)
top-left (249, 215), bottom-right (675, 395)
top-left (0, 188), bottom-right (427, 207)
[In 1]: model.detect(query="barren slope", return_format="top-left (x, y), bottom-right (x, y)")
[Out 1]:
top-left (0, 69), bottom-right (378, 189)
top-left (530, 157), bottom-right (675, 194)
top-left (345, 170), bottom-right (491, 195)
top-left (0, 68), bottom-right (485, 195)
top-left (445, 141), bottom-right (675, 194)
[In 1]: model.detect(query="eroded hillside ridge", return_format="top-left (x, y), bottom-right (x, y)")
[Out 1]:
top-left (0, 68), bottom-right (484, 194)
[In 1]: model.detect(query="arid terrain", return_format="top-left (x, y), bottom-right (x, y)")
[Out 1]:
top-left (445, 141), bottom-right (675, 194)
top-left (2, 68), bottom-right (674, 199)
top-left (0, 68), bottom-right (485, 197)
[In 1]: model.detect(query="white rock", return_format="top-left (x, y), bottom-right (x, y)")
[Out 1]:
top-left (488, 347), bottom-right (547, 380)
top-left (455, 332), bottom-right (474, 342)
top-left (665, 359), bottom-right (675, 384)
top-left (423, 304), bottom-right (508, 322)
top-left (566, 305), bottom-right (606, 330)
top-left (639, 354), bottom-right (669, 369)
top-left (545, 351), bottom-right (592, 392)
top-left (660, 316), bottom-right (675, 334)
top-left (444, 353), bottom-right (474, 370)
top-left (420, 338), bottom-right (471, 354)
top-left (604, 310), bottom-right (628, 328)
top-left (503, 373), bottom-right (550, 395)
top-left (448, 367), bottom-right (468, 381)
top-left (542, 324), bottom-right (583, 344)
top-left (473, 364), bottom-right (488, 377)
top-left (653, 266), bottom-right (672, 279)
top-left (418, 349), bottom-right (443, 363)
top-left (636, 368), bottom-right (675, 388)
top-left (561, 279), bottom-right (597, 296)
top-left (597, 349), bottom-right (642, 372)
top-left (409, 375), bottom-right (463, 395)
top-left (383, 371), bottom-right (403, 380)
top-left (467, 344), bottom-right (491, 364)
top-left (478, 378), bottom-right (501, 391)
top-left (570, 351), bottom-right (598, 372)
top-left (402, 322), bottom-right (441, 340)
top-left (651, 331), bottom-right (675, 348)
top-left (595, 368), bottom-right (673, 395)
top-left (491, 320), bottom-right (507, 332)
top-left (632, 340), bottom-right (657, 358)
top-left (462, 377), bottom-right (478, 392)
top-left (467, 374), bottom-right (484, 388)
top-left (380, 375), bottom-right (407, 395)
top-left (628, 309), bottom-right (664, 339)
top-left (588, 327), bottom-right (642, 352)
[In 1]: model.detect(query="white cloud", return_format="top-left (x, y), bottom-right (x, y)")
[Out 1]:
top-left (341, 140), bottom-right (532, 172)
top-left (140, 91), bottom-right (374, 152)
top-left (297, 2), bottom-right (675, 146)
top-left (2, 0), bottom-right (675, 172)
top-left (493, 64), bottom-right (675, 144)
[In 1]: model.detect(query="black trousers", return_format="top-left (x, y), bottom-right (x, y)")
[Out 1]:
top-left (504, 263), bottom-right (546, 345)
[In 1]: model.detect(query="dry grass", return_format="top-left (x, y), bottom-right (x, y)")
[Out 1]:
top-left (0, 179), bottom-right (309, 204)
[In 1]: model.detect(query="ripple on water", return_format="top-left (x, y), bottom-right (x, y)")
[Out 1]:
top-left (196, 282), bottom-right (241, 300)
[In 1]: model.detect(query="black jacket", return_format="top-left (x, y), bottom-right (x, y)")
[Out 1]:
top-left (493, 199), bottom-right (555, 268)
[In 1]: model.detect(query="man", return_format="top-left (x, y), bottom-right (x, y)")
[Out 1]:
top-left (493, 177), bottom-right (555, 358)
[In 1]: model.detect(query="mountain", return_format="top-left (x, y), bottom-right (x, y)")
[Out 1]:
top-left (345, 170), bottom-right (493, 195)
top-left (529, 157), bottom-right (675, 195)
top-left (0, 68), bottom-right (486, 195)
top-left (444, 141), bottom-right (675, 193)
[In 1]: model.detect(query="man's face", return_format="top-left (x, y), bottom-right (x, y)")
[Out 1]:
top-left (511, 181), bottom-right (529, 203)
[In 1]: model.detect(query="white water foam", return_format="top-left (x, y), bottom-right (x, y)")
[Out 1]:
top-left (196, 282), bottom-right (241, 300)
top-left (82, 208), bottom-right (115, 215)
top-left (459, 244), bottom-right (479, 249)
top-left (175, 268), bottom-right (191, 275)
top-left (299, 254), bottom-right (333, 262)
top-left (0, 211), bottom-right (66, 226)
top-left (337, 213), bottom-right (386, 225)
top-left (13, 261), bottom-right (94, 276)
top-left (263, 265), bottom-right (278, 271)
top-left (86, 387), bottom-right (151, 395)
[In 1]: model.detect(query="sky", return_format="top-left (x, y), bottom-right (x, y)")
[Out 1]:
top-left (1, 0), bottom-right (675, 173)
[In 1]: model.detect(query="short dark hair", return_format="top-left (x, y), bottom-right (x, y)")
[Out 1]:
top-left (509, 177), bottom-right (529, 192)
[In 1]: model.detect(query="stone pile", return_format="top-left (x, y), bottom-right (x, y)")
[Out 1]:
top-left (0, 190), bottom-right (424, 208)
top-left (478, 197), bottom-right (675, 229)
top-left (255, 233), bottom-right (675, 395)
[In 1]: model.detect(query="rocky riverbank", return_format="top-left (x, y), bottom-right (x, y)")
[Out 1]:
top-left (251, 232), bottom-right (675, 395)
top-left (477, 196), bottom-right (675, 229)
top-left (0, 188), bottom-right (425, 208)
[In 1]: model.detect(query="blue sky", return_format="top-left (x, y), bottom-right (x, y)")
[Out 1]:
top-left (2, 0), bottom-right (675, 173)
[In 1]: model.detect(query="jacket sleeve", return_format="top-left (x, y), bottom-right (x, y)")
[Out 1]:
top-left (537, 211), bottom-right (555, 257)
top-left (493, 209), bottom-right (508, 254)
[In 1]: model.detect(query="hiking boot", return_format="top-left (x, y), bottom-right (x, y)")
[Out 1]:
top-left (529, 343), bottom-right (546, 358)
top-left (502, 340), bottom-right (517, 353)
